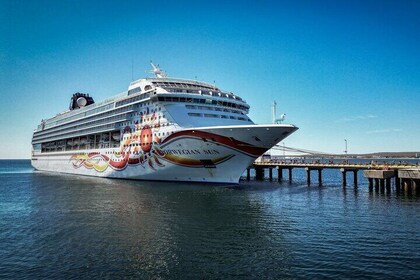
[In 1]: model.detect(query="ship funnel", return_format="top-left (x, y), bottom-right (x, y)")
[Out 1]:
top-left (77, 97), bottom-right (87, 107)
top-left (69, 92), bottom-right (95, 110)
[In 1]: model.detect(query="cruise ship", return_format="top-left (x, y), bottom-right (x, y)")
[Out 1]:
top-left (31, 64), bottom-right (298, 183)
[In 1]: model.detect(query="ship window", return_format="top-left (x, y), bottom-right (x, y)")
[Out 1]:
top-left (188, 113), bottom-right (202, 117)
top-left (204, 114), bottom-right (219, 118)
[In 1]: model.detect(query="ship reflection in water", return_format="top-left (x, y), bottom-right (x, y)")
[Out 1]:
top-left (0, 160), bottom-right (419, 279)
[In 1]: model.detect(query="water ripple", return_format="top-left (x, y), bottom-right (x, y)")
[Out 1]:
top-left (0, 160), bottom-right (419, 279)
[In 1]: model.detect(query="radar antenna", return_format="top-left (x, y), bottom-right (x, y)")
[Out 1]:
top-left (150, 62), bottom-right (167, 78)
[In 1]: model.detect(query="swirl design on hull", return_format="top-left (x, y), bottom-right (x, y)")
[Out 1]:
top-left (70, 128), bottom-right (264, 172)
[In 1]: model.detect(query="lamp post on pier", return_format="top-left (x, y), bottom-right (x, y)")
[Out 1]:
top-left (344, 139), bottom-right (348, 157)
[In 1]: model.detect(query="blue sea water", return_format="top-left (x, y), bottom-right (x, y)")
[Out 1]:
top-left (0, 160), bottom-right (419, 279)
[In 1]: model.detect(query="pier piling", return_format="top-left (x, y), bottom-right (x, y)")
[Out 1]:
top-left (353, 170), bottom-right (358, 187)
top-left (394, 170), bottom-right (400, 189)
top-left (380, 179), bottom-right (385, 193)
top-left (277, 167), bottom-right (283, 182)
top-left (318, 169), bottom-right (322, 186)
top-left (340, 169), bottom-right (347, 187)
top-left (386, 178), bottom-right (391, 192)
top-left (288, 168), bottom-right (293, 183)
top-left (363, 170), bottom-right (395, 193)
top-left (340, 168), bottom-right (359, 187)
top-left (368, 178), bottom-right (374, 191)
top-left (398, 169), bottom-right (420, 195)
top-left (305, 167), bottom-right (323, 186)
top-left (255, 167), bottom-right (264, 181)
top-left (305, 168), bottom-right (311, 185)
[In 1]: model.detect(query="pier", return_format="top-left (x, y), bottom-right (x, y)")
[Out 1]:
top-left (247, 160), bottom-right (420, 193)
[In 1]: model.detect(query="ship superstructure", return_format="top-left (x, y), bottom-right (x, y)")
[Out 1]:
top-left (31, 64), bottom-right (298, 183)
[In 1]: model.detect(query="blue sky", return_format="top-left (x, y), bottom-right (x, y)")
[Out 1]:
top-left (1, 0), bottom-right (419, 159)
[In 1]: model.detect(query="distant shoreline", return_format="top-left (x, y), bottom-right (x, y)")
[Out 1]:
top-left (312, 152), bottom-right (420, 159)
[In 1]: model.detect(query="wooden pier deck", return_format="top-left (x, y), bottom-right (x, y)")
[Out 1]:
top-left (246, 160), bottom-right (420, 193)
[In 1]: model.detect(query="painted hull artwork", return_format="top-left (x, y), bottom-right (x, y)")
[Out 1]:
top-left (70, 129), bottom-right (265, 173)
top-left (70, 109), bottom-right (269, 173)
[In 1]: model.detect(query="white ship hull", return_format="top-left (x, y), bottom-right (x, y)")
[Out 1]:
top-left (32, 64), bottom-right (299, 183)
top-left (32, 124), bottom-right (297, 183)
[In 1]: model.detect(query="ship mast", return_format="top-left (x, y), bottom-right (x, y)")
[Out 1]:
top-left (272, 101), bottom-right (285, 124)
top-left (150, 62), bottom-right (167, 78)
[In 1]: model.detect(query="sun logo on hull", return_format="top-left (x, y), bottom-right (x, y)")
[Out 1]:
top-left (120, 110), bottom-right (165, 169)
